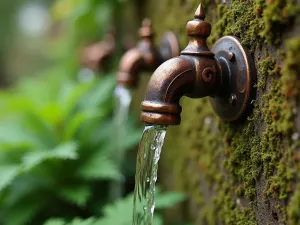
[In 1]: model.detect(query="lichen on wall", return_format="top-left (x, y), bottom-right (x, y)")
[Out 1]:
top-left (131, 0), bottom-right (300, 224)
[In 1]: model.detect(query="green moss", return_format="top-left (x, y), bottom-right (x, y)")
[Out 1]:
top-left (288, 184), bottom-right (300, 225)
top-left (256, 0), bottom-right (300, 45)
top-left (213, 181), bottom-right (256, 225)
top-left (265, 146), bottom-right (296, 200)
top-left (281, 37), bottom-right (300, 97)
top-left (257, 57), bottom-right (279, 89)
top-left (261, 79), bottom-right (290, 176)
top-left (210, 0), bottom-right (299, 49)
top-left (210, 0), bottom-right (264, 49)
top-left (261, 38), bottom-right (300, 204)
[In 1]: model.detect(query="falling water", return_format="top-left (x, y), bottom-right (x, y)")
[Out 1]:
top-left (77, 68), bottom-right (95, 82)
top-left (133, 125), bottom-right (168, 225)
top-left (110, 85), bottom-right (132, 200)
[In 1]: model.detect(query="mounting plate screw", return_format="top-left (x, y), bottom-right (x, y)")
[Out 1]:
top-left (228, 52), bottom-right (235, 61)
top-left (229, 94), bottom-right (237, 105)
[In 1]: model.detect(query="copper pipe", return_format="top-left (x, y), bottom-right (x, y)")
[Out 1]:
top-left (117, 49), bottom-right (145, 87)
top-left (141, 4), bottom-right (222, 125)
top-left (117, 19), bottom-right (179, 88)
top-left (81, 28), bottom-right (116, 72)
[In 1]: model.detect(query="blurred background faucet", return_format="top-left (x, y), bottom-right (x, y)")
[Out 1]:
top-left (116, 18), bottom-right (180, 89)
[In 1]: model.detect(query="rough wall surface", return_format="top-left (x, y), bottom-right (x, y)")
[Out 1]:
top-left (129, 0), bottom-right (300, 224)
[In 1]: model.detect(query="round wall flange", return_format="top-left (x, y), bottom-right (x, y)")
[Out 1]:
top-left (210, 36), bottom-right (257, 121)
top-left (159, 31), bottom-right (180, 62)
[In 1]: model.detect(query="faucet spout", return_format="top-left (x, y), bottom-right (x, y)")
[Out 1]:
top-left (117, 48), bottom-right (145, 87)
top-left (141, 53), bottom-right (221, 125)
top-left (116, 19), bottom-right (160, 88)
top-left (140, 57), bottom-right (193, 125)
top-left (117, 19), bottom-right (180, 89)
top-left (141, 4), bottom-right (221, 125)
top-left (81, 27), bottom-right (116, 72)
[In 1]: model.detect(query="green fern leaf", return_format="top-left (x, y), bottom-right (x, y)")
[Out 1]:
top-left (59, 184), bottom-right (91, 207)
top-left (153, 215), bottom-right (163, 225)
top-left (22, 142), bottom-right (78, 170)
top-left (92, 193), bottom-right (134, 225)
top-left (0, 165), bottom-right (21, 191)
top-left (21, 112), bottom-right (58, 148)
top-left (63, 109), bottom-right (105, 141)
top-left (0, 122), bottom-right (42, 150)
top-left (68, 217), bottom-right (97, 225)
top-left (57, 81), bottom-right (92, 119)
top-left (75, 150), bottom-right (120, 180)
top-left (78, 75), bottom-right (115, 109)
top-left (155, 191), bottom-right (186, 209)
top-left (122, 125), bottom-right (143, 152)
top-left (94, 189), bottom-right (185, 225)
top-left (44, 218), bottom-right (66, 225)
top-left (3, 197), bottom-right (43, 225)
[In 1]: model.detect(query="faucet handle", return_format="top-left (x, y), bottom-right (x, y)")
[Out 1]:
top-left (182, 4), bottom-right (212, 55)
top-left (186, 4), bottom-right (211, 38)
top-left (139, 18), bottom-right (154, 39)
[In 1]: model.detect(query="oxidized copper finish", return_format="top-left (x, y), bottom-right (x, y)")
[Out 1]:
top-left (140, 4), bottom-right (257, 125)
top-left (116, 19), bottom-right (180, 88)
top-left (81, 28), bottom-right (116, 72)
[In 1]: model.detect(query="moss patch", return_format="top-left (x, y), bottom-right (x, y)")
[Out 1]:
top-left (256, 0), bottom-right (300, 45)
top-left (256, 57), bottom-right (279, 90)
top-left (288, 178), bottom-right (300, 224)
top-left (210, 0), bottom-right (300, 49)
top-left (210, 1), bottom-right (264, 49)
top-left (281, 37), bottom-right (300, 97)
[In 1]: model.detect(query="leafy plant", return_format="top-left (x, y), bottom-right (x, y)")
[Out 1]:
top-left (0, 0), bottom-right (189, 224)
top-left (0, 73), bottom-right (141, 225)
top-left (44, 189), bottom-right (186, 225)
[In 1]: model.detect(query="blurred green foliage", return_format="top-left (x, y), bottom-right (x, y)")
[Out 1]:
top-left (0, 73), bottom-right (141, 224)
top-left (44, 188), bottom-right (186, 225)
top-left (0, 0), bottom-right (187, 224)
top-left (49, 0), bottom-right (126, 76)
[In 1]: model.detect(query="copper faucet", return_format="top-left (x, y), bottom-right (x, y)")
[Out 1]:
top-left (80, 28), bottom-right (116, 72)
top-left (141, 4), bottom-right (257, 125)
top-left (117, 19), bottom-right (180, 88)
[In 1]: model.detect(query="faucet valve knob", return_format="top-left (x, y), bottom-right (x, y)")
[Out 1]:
top-left (139, 18), bottom-right (154, 39)
top-left (186, 4), bottom-right (211, 38)
top-left (182, 4), bottom-right (212, 56)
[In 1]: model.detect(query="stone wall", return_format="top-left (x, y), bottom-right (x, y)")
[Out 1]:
top-left (125, 0), bottom-right (300, 224)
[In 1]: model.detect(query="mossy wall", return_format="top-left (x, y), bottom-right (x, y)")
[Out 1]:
top-left (125, 0), bottom-right (300, 224)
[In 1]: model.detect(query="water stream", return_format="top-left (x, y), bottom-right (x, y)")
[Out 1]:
top-left (133, 125), bottom-right (168, 225)
top-left (111, 85), bottom-right (132, 200)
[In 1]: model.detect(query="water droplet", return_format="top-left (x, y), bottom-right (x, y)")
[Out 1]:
top-left (292, 107), bottom-right (297, 115)
top-left (150, 144), bottom-right (156, 150)
top-left (236, 198), bottom-right (241, 206)
top-left (204, 117), bottom-right (212, 126)
top-left (150, 205), bottom-right (155, 214)
top-left (292, 132), bottom-right (299, 141)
